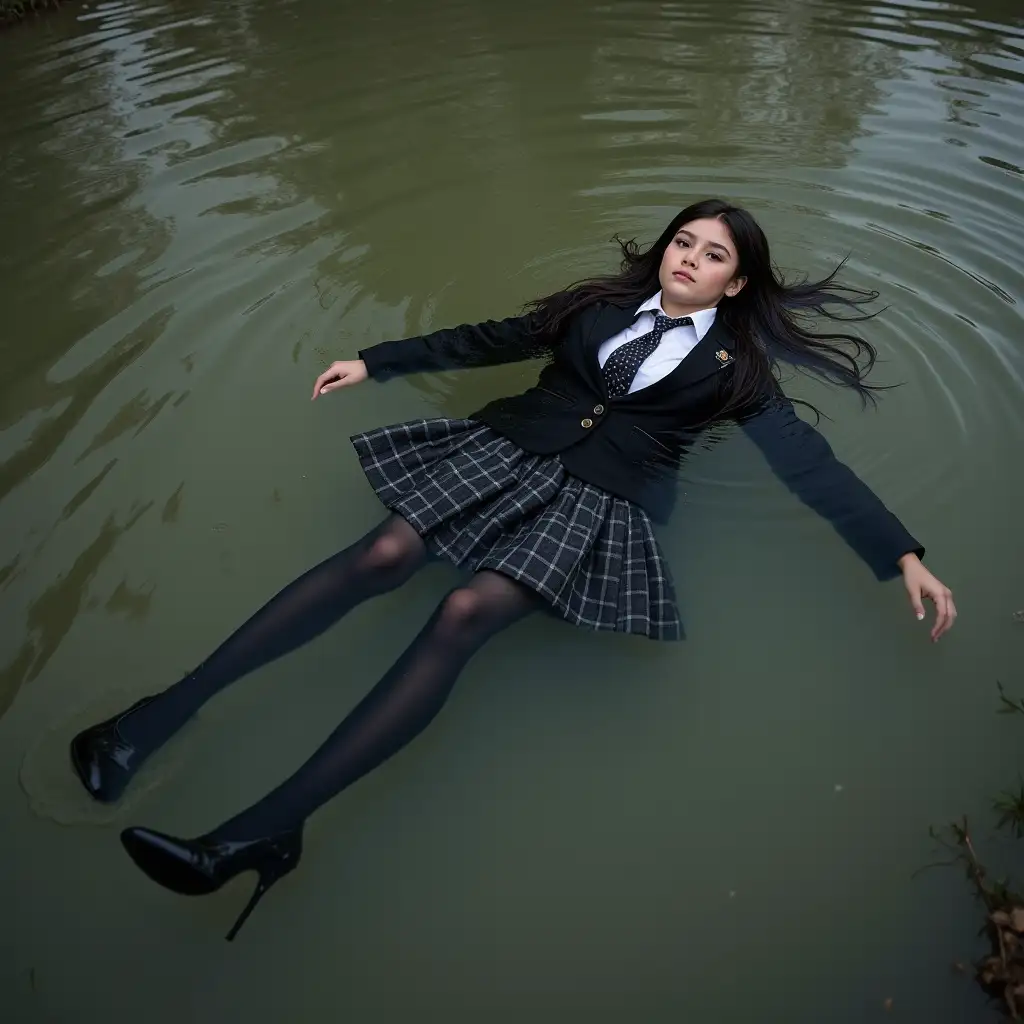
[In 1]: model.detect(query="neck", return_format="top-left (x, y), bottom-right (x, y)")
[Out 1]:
top-left (660, 296), bottom-right (718, 318)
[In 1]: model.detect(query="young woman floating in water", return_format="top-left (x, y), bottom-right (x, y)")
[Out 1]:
top-left (70, 199), bottom-right (956, 940)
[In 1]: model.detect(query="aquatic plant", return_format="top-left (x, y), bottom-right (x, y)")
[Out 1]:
top-left (922, 674), bottom-right (1024, 1019)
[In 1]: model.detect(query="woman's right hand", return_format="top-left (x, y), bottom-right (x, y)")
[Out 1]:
top-left (311, 359), bottom-right (368, 400)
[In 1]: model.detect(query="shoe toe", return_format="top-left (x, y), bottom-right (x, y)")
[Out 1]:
top-left (68, 696), bottom-right (158, 804)
top-left (70, 735), bottom-right (123, 803)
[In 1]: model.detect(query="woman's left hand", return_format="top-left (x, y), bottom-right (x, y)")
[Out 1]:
top-left (898, 553), bottom-right (956, 642)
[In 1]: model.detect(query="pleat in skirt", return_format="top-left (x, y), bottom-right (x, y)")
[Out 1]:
top-left (351, 418), bottom-right (682, 640)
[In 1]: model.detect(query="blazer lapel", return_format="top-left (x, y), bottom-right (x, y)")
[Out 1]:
top-left (616, 314), bottom-right (736, 402)
top-left (581, 300), bottom-right (736, 401)
top-left (579, 300), bottom-right (643, 395)
top-left (586, 301), bottom-right (642, 348)
top-left (669, 317), bottom-right (736, 387)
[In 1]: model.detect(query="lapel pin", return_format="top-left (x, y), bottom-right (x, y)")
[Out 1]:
top-left (715, 349), bottom-right (730, 363)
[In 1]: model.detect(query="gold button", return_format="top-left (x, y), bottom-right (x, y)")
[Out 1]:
top-left (593, 404), bottom-right (605, 415)
top-left (581, 417), bottom-right (594, 429)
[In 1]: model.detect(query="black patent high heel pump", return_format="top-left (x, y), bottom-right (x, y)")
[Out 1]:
top-left (70, 695), bottom-right (159, 802)
top-left (120, 826), bottom-right (303, 941)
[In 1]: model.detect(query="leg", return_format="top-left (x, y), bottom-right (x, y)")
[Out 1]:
top-left (205, 570), bottom-right (540, 841)
top-left (118, 569), bottom-right (539, 939)
top-left (73, 515), bottom-right (428, 799)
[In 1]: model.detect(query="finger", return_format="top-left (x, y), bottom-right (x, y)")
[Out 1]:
top-left (908, 587), bottom-right (926, 622)
top-left (312, 369), bottom-right (341, 400)
top-left (929, 590), bottom-right (951, 641)
top-left (929, 595), bottom-right (945, 641)
top-left (319, 376), bottom-right (349, 395)
top-left (940, 592), bottom-right (956, 638)
top-left (933, 592), bottom-right (956, 641)
top-left (311, 371), bottom-right (331, 399)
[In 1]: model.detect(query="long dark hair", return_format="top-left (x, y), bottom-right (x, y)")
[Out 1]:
top-left (527, 198), bottom-right (888, 419)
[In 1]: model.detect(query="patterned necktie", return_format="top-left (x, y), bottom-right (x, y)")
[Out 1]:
top-left (601, 314), bottom-right (694, 397)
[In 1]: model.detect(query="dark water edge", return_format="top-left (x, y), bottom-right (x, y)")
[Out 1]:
top-left (0, 0), bottom-right (66, 29)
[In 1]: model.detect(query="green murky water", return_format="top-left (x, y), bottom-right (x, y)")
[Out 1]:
top-left (1, 0), bottom-right (1023, 1020)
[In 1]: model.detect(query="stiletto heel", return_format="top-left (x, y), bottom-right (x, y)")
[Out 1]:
top-left (121, 826), bottom-right (303, 941)
top-left (70, 695), bottom-right (159, 802)
top-left (225, 870), bottom-right (281, 942)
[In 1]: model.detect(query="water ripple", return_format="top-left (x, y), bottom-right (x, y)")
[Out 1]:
top-left (0, 0), bottom-right (1022, 718)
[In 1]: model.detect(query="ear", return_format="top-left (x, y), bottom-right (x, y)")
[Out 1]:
top-left (725, 275), bottom-right (747, 298)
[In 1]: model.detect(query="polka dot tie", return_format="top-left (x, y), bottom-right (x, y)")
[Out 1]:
top-left (601, 314), bottom-right (693, 397)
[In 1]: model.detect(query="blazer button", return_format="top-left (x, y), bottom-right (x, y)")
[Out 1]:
top-left (593, 404), bottom-right (605, 415)
top-left (581, 417), bottom-right (594, 429)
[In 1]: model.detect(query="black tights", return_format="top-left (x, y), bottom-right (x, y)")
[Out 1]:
top-left (118, 515), bottom-right (538, 840)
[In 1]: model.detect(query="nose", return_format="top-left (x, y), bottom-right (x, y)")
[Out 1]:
top-left (679, 249), bottom-right (697, 269)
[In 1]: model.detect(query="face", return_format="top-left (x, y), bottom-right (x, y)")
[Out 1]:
top-left (657, 216), bottom-right (747, 316)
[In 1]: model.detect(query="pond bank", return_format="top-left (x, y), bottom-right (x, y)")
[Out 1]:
top-left (1, 0), bottom-right (66, 28)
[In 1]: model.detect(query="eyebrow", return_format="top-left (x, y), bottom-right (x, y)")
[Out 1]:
top-left (676, 229), bottom-right (732, 256)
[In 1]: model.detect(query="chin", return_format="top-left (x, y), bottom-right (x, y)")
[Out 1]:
top-left (663, 280), bottom-right (698, 301)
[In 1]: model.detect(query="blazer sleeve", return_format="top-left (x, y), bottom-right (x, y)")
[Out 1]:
top-left (737, 395), bottom-right (924, 580)
top-left (358, 310), bottom-right (547, 381)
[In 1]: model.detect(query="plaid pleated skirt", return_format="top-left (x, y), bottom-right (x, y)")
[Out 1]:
top-left (351, 418), bottom-right (682, 640)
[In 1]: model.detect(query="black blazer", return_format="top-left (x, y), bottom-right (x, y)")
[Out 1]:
top-left (359, 300), bottom-right (923, 580)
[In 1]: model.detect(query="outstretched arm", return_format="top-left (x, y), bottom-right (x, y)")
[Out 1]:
top-left (356, 310), bottom-right (547, 381)
top-left (739, 395), bottom-right (956, 640)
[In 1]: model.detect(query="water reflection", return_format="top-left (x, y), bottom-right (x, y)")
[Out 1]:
top-left (0, 304), bottom-right (173, 515)
top-left (0, 0), bottom-right (1023, 1021)
top-left (0, 499), bottom-right (153, 718)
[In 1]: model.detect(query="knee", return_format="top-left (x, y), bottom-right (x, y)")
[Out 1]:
top-left (364, 528), bottom-right (421, 574)
top-left (437, 587), bottom-right (491, 635)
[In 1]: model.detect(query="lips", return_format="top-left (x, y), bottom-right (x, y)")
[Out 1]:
top-left (672, 271), bottom-right (694, 282)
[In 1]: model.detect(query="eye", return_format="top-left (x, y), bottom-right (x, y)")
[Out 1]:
top-left (707, 251), bottom-right (723, 262)
top-left (675, 237), bottom-right (689, 247)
